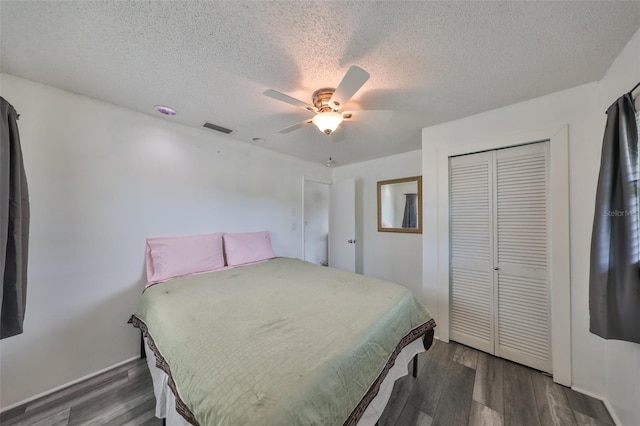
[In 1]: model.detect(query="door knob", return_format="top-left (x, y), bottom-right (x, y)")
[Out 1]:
top-left (348, 239), bottom-right (356, 244)
top-left (494, 267), bottom-right (500, 271)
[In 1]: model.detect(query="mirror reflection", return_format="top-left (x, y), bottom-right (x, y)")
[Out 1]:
top-left (377, 176), bottom-right (422, 234)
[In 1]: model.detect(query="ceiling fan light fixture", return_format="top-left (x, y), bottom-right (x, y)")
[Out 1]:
top-left (312, 111), bottom-right (343, 135)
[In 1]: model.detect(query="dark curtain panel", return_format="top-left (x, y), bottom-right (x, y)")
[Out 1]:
top-left (1, 97), bottom-right (30, 339)
top-left (402, 193), bottom-right (418, 228)
top-left (589, 93), bottom-right (640, 344)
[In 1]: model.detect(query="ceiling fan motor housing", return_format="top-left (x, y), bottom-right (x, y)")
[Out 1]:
top-left (312, 88), bottom-right (339, 112)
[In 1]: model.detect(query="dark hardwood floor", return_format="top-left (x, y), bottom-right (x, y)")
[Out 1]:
top-left (379, 341), bottom-right (614, 426)
top-left (0, 340), bottom-right (614, 426)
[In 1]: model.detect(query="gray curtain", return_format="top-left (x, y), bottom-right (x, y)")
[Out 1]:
top-left (402, 193), bottom-right (418, 228)
top-left (1, 97), bottom-right (30, 339)
top-left (589, 93), bottom-right (640, 344)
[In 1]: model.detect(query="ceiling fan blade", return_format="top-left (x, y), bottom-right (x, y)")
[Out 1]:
top-left (342, 110), bottom-right (393, 123)
top-left (329, 66), bottom-right (370, 110)
top-left (278, 119), bottom-right (313, 134)
top-left (263, 89), bottom-right (317, 112)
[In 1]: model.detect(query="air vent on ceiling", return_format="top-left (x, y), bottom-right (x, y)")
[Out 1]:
top-left (203, 122), bottom-right (234, 134)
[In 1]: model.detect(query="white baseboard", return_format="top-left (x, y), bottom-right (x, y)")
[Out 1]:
top-left (0, 356), bottom-right (140, 413)
top-left (571, 386), bottom-right (621, 426)
top-left (434, 334), bottom-right (448, 343)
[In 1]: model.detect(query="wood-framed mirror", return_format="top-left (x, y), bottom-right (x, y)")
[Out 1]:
top-left (377, 176), bottom-right (422, 234)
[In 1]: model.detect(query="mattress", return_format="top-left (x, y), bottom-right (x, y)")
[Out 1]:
top-left (130, 257), bottom-right (435, 425)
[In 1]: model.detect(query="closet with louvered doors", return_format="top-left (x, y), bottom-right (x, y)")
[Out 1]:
top-left (449, 141), bottom-right (551, 373)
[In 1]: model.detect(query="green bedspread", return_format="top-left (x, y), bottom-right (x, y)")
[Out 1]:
top-left (130, 257), bottom-right (434, 426)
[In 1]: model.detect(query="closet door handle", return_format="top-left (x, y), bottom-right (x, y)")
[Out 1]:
top-left (494, 267), bottom-right (500, 271)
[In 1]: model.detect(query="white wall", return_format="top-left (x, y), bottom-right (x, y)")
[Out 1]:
top-left (303, 180), bottom-right (330, 265)
top-left (422, 26), bottom-right (640, 425)
top-left (0, 74), bottom-right (331, 409)
top-left (332, 151), bottom-right (423, 299)
top-left (597, 28), bottom-right (640, 426)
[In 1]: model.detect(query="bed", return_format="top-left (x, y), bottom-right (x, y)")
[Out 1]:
top-left (129, 251), bottom-right (435, 426)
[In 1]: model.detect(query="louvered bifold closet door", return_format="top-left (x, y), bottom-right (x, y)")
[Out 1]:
top-left (449, 152), bottom-right (494, 353)
top-left (495, 142), bottom-right (551, 373)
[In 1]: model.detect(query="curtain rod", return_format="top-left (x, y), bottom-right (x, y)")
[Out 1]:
top-left (630, 81), bottom-right (640, 95)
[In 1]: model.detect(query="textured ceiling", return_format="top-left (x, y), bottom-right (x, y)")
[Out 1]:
top-left (1, 1), bottom-right (638, 166)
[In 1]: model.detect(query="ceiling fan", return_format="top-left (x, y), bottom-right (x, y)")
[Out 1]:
top-left (263, 66), bottom-right (392, 135)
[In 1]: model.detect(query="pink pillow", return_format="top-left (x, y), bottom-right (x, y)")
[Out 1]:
top-left (223, 231), bottom-right (276, 267)
top-left (146, 233), bottom-right (225, 285)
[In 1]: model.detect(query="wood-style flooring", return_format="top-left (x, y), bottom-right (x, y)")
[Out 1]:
top-left (0, 340), bottom-right (614, 426)
top-left (378, 340), bottom-right (615, 426)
